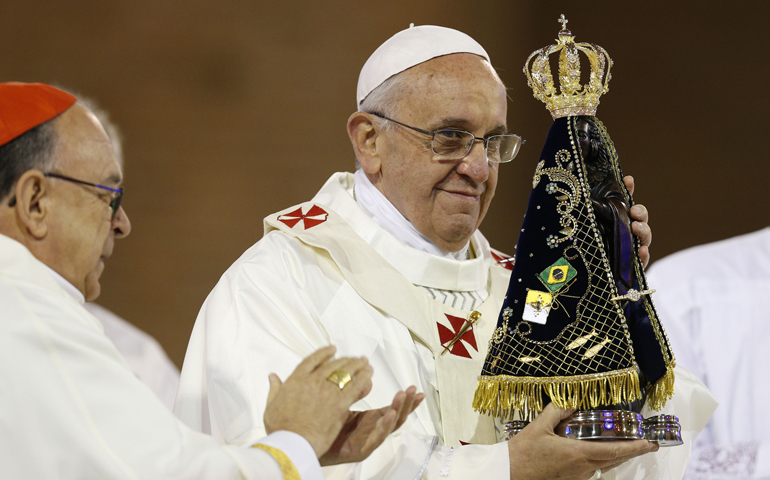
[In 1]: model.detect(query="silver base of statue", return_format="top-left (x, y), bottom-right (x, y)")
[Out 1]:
top-left (502, 420), bottom-right (529, 440)
top-left (563, 410), bottom-right (644, 440)
top-left (642, 414), bottom-right (683, 446)
top-left (505, 410), bottom-right (682, 446)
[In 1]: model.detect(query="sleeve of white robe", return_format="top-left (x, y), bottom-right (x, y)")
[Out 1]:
top-left (0, 267), bottom-right (322, 480)
top-left (175, 232), bottom-right (511, 479)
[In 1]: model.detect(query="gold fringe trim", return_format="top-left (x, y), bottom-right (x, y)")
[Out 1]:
top-left (645, 364), bottom-right (676, 411)
top-left (474, 364), bottom-right (678, 420)
top-left (473, 367), bottom-right (641, 421)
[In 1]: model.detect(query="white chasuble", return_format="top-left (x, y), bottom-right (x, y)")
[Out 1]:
top-left (264, 200), bottom-right (508, 447)
top-left (175, 173), bottom-right (512, 479)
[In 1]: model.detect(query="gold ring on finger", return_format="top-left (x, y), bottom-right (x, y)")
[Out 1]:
top-left (326, 369), bottom-right (352, 390)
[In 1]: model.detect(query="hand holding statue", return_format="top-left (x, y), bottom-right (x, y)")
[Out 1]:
top-left (263, 346), bottom-right (424, 466)
top-left (508, 404), bottom-right (659, 480)
top-left (622, 176), bottom-right (651, 268)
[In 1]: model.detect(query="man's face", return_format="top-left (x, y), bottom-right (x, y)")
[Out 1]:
top-left (46, 104), bottom-right (131, 301)
top-left (375, 53), bottom-right (508, 252)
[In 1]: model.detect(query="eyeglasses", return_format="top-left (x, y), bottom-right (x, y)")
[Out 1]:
top-left (371, 112), bottom-right (524, 163)
top-left (44, 172), bottom-right (124, 220)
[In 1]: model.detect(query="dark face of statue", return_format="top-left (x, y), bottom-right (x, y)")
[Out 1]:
top-left (575, 117), bottom-right (611, 187)
top-left (575, 119), bottom-right (591, 160)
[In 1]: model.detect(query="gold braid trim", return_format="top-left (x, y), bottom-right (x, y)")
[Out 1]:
top-left (251, 443), bottom-right (301, 480)
top-left (473, 367), bottom-right (642, 421)
top-left (645, 364), bottom-right (676, 411)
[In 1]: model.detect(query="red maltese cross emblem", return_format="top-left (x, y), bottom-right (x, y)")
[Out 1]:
top-left (437, 313), bottom-right (479, 359)
top-left (277, 205), bottom-right (329, 230)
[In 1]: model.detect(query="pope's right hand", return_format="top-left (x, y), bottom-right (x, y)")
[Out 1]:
top-left (507, 403), bottom-right (659, 479)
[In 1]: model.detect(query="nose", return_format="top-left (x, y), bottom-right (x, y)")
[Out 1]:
top-left (112, 206), bottom-right (132, 238)
top-left (456, 139), bottom-right (490, 183)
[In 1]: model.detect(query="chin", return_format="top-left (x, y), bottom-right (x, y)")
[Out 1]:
top-left (83, 258), bottom-right (107, 302)
top-left (84, 285), bottom-right (101, 302)
top-left (83, 276), bottom-right (102, 302)
top-left (436, 223), bottom-right (477, 251)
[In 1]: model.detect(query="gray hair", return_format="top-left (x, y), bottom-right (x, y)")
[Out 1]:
top-left (353, 73), bottom-right (413, 168)
top-left (0, 118), bottom-right (59, 201)
top-left (69, 92), bottom-right (123, 167)
top-left (358, 72), bottom-right (414, 128)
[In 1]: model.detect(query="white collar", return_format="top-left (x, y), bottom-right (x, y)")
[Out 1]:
top-left (311, 172), bottom-right (491, 291)
top-left (41, 263), bottom-right (85, 305)
top-left (353, 168), bottom-right (470, 260)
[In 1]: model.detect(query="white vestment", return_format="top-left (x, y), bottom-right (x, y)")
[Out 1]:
top-left (0, 233), bottom-right (322, 480)
top-left (647, 228), bottom-right (770, 479)
top-left (85, 302), bottom-right (180, 411)
top-left (175, 172), bottom-right (715, 480)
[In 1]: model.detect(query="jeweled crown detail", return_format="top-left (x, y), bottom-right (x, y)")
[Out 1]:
top-left (524, 15), bottom-right (612, 119)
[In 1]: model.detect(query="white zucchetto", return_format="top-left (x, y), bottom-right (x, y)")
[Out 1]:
top-left (356, 24), bottom-right (490, 109)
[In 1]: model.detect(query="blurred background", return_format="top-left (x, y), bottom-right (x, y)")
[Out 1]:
top-left (2, 1), bottom-right (767, 366)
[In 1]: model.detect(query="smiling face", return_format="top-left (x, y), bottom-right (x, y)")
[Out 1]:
top-left (45, 104), bottom-right (131, 300)
top-left (371, 54), bottom-right (508, 252)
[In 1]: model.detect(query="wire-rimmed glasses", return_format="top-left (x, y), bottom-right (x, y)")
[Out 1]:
top-left (44, 172), bottom-right (124, 220)
top-left (371, 112), bottom-right (524, 163)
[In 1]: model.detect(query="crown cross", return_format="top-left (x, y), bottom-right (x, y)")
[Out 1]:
top-left (558, 14), bottom-right (568, 32)
top-left (524, 16), bottom-right (613, 119)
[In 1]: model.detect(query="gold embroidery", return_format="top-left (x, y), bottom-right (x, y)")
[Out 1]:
top-left (565, 330), bottom-right (597, 350)
top-left (252, 443), bottom-right (301, 480)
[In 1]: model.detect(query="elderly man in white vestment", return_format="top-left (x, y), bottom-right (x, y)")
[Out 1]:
top-left (175, 26), bottom-right (715, 480)
top-left (647, 229), bottom-right (770, 479)
top-left (0, 82), bottom-right (422, 479)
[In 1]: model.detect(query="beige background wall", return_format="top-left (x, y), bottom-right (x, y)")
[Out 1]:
top-left (2, 1), bottom-right (767, 366)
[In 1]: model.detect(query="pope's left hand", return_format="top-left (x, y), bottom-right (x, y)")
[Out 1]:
top-left (623, 176), bottom-right (652, 268)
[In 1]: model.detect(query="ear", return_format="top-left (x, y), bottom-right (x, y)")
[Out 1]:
top-left (347, 112), bottom-right (382, 175)
top-left (14, 170), bottom-right (50, 239)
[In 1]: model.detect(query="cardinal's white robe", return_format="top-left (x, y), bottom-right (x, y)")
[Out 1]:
top-left (85, 302), bottom-right (180, 411)
top-left (0, 233), bottom-right (320, 480)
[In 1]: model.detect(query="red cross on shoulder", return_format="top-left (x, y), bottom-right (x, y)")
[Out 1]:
top-left (277, 205), bottom-right (329, 230)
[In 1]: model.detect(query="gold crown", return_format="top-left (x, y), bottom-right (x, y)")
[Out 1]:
top-left (524, 15), bottom-right (612, 119)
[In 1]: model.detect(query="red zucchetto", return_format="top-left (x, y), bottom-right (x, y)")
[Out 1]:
top-left (0, 82), bottom-right (77, 147)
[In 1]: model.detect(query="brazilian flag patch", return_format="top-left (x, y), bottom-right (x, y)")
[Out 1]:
top-left (538, 257), bottom-right (577, 293)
